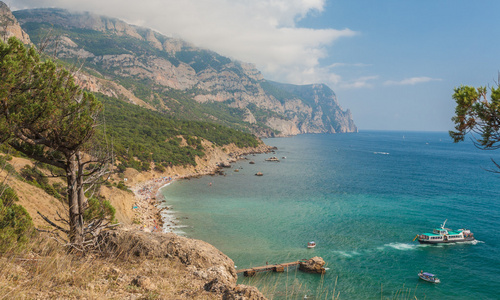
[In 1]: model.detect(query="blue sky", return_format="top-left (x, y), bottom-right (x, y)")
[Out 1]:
top-left (11, 0), bottom-right (500, 131)
top-left (301, 1), bottom-right (500, 131)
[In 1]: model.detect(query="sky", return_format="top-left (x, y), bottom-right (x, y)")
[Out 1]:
top-left (9, 0), bottom-right (500, 131)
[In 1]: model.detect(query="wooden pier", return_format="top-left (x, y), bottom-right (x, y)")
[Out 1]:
top-left (236, 260), bottom-right (305, 277)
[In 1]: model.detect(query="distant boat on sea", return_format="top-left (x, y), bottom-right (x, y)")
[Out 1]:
top-left (418, 271), bottom-right (440, 283)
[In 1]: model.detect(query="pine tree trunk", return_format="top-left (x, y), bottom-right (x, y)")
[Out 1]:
top-left (77, 151), bottom-right (87, 221)
top-left (67, 153), bottom-right (83, 246)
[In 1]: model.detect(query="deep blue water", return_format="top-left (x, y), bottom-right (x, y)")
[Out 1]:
top-left (160, 131), bottom-right (500, 299)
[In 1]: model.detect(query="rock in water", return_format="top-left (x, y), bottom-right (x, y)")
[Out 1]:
top-left (299, 257), bottom-right (327, 274)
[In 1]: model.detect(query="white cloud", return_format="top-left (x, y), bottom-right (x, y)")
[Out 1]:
top-left (384, 77), bottom-right (442, 86)
top-left (11, 0), bottom-right (357, 87)
top-left (327, 62), bottom-right (371, 69)
top-left (337, 76), bottom-right (379, 89)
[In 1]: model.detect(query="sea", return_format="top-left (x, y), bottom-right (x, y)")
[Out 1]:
top-left (159, 131), bottom-right (500, 299)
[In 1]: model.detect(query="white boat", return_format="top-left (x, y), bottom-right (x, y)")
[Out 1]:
top-left (418, 271), bottom-right (440, 283)
top-left (415, 219), bottom-right (475, 244)
top-left (307, 241), bottom-right (316, 248)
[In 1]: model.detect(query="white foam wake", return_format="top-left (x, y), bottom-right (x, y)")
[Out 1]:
top-left (384, 242), bottom-right (419, 251)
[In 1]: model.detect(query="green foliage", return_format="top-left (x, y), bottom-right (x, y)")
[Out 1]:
top-left (15, 20), bottom-right (281, 133)
top-left (450, 84), bottom-right (500, 149)
top-left (449, 82), bottom-right (500, 173)
top-left (154, 164), bottom-right (166, 173)
top-left (260, 80), bottom-right (298, 105)
top-left (0, 155), bottom-right (19, 180)
top-left (0, 183), bottom-right (35, 252)
top-left (99, 94), bottom-right (260, 170)
top-left (36, 162), bottom-right (66, 177)
top-left (116, 181), bottom-right (131, 192)
top-left (83, 197), bottom-right (116, 223)
top-left (175, 48), bottom-right (231, 73)
top-left (0, 37), bottom-right (108, 244)
top-left (20, 165), bottom-right (48, 186)
top-left (116, 163), bottom-right (127, 173)
top-left (19, 165), bottom-right (64, 201)
top-left (0, 37), bottom-right (102, 155)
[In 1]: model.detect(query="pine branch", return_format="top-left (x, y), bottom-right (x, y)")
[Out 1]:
top-left (37, 211), bottom-right (69, 234)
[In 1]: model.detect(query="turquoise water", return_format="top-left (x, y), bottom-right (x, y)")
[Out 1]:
top-left (160, 131), bottom-right (500, 299)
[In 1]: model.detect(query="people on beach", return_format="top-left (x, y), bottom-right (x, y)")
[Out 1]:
top-left (134, 176), bottom-right (174, 232)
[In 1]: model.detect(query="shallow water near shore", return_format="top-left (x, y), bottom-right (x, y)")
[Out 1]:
top-left (160, 131), bottom-right (500, 299)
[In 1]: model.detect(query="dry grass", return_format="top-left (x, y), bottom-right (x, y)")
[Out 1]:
top-left (0, 235), bottom-right (220, 300)
top-left (242, 269), bottom-right (340, 300)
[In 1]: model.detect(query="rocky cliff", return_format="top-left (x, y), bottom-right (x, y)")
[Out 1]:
top-left (12, 7), bottom-right (357, 137)
top-left (0, 2), bottom-right (30, 44)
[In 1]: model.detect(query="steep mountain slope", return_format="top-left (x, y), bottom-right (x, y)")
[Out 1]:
top-left (0, 2), bottom-right (30, 44)
top-left (13, 8), bottom-right (357, 137)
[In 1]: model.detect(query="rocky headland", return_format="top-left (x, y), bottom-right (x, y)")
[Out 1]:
top-left (0, 3), bottom-right (336, 298)
top-left (0, 142), bottom-right (272, 299)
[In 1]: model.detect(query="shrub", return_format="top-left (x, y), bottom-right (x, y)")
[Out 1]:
top-left (154, 164), bottom-right (166, 173)
top-left (116, 181), bottom-right (131, 192)
top-left (0, 184), bottom-right (35, 252)
top-left (83, 197), bottom-right (116, 223)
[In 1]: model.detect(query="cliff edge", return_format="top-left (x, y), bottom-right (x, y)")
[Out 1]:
top-left (0, 2), bottom-right (30, 44)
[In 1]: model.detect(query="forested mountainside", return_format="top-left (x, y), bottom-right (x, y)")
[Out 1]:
top-left (12, 7), bottom-right (357, 137)
top-left (1, 2), bottom-right (261, 172)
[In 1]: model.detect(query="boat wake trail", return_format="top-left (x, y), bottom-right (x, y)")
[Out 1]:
top-left (333, 250), bottom-right (362, 258)
top-left (383, 243), bottom-right (420, 251)
top-left (463, 239), bottom-right (483, 245)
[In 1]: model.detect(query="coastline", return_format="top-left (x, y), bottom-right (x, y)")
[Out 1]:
top-left (127, 141), bottom-right (274, 234)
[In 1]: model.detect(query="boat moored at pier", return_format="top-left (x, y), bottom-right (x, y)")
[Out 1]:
top-left (416, 219), bottom-right (474, 244)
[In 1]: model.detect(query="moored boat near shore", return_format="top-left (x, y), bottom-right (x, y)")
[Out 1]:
top-left (416, 219), bottom-right (475, 244)
top-left (265, 156), bottom-right (280, 162)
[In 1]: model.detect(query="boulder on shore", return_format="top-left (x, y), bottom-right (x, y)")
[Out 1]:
top-left (299, 256), bottom-right (326, 274)
top-left (99, 229), bottom-right (268, 299)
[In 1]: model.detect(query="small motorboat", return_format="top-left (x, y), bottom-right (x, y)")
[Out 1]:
top-left (265, 156), bottom-right (280, 162)
top-left (418, 271), bottom-right (440, 283)
top-left (307, 241), bottom-right (316, 248)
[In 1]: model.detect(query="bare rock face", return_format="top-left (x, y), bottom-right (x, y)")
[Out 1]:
top-left (299, 256), bottom-right (327, 274)
top-left (13, 7), bottom-right (357, 137)
top-left (0, 2), bottom-right (31, 44)
top-left (101, 229), bottom-right (236, 283)
top-left (100, 229), bottom-right (268, 299)
top-left (225, 284), bottom-right (268, 300)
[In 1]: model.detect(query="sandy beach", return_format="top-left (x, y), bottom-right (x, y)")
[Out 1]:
top-left (128, 141), bottom-right (274, 233)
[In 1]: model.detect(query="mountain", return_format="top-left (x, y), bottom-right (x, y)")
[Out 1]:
top-left (11, 7), bottom-right (357, 137)
top-left (0, 2), bottom-right (31, 44)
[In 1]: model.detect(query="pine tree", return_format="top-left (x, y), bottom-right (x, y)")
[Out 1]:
top-left (450, 82), bottom-right (500, 171)
top-left (0, 37), bottom-right (110, 248)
